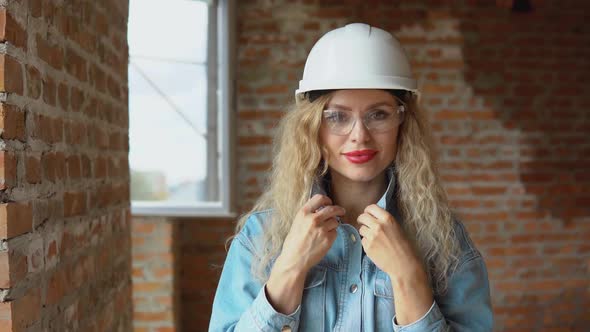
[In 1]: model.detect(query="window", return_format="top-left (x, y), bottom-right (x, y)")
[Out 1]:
top-left (128, 0), bottom-right (235, 217)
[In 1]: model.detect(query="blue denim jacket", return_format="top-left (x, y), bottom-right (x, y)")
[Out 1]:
top-left (210, 168), bottom-right (493, 331)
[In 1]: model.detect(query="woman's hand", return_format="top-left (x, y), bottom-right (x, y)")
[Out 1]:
top-left (266, 194), bottom-right (344, 315)
top-left (357, 204), bottom-right (423, 280)
top-left (276, 194), bottom-right (344, 274)
top-left (357, 204), bottom-right (434, 325)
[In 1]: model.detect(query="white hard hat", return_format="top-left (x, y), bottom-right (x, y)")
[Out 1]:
top-left (295, 23), bottom-right (418, 103)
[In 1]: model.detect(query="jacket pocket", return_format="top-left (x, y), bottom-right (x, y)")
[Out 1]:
top-left (300, 265), bottom-right (327, 331)
top-left (303, 265), bottom-right (327, 289)
top-left (374, 270), bottom-right (394, 299)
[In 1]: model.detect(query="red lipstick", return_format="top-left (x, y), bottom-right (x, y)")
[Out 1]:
top-left (342, 149), bottom-right (378, 164)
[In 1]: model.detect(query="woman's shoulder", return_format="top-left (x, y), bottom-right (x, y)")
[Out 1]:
top-left (233, 209), bottom-right (274, 255)
top-left (450, 217), bottom-right (483, 266)
top-left (239, 209), bottom-right (274, 237)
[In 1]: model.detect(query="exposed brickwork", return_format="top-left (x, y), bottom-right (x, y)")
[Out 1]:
top-left (130, 1), bottom-right (590, 331)
top-left (178, 219), bottom-right (234, 331)
top-left (0, 0), bottom-right (132, 331)
top-left (132, 217), bottom-right (181, 332)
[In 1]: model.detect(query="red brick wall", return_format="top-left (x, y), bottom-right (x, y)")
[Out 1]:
top-left (132, 217), bottom-right (182, 332)
top-left (0, 0), bottom-right (132, 331)
top-left (131, 217), bottom-right (234, 332)
top-left (131, 1), bottom-right (590, 331)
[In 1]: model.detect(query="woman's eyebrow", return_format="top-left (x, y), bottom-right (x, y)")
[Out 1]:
top-left (326, 101), bottom-right (396, 110)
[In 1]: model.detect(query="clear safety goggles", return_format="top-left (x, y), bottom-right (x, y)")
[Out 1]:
top-left (321, 104), bottom-right (406, 136)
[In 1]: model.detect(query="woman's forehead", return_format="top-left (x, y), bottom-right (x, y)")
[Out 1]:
top-left (326, 89), bottom-right (398, 109)
top-left (326, 101), bottom-right (396, 111)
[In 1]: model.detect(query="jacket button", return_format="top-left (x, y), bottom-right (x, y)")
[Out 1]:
top-left (281, 326), bottom-right (292, 332)
top-left (350, 234), bottom-right (356, 243)
top-left (350, 284), bottom-right (358, 293)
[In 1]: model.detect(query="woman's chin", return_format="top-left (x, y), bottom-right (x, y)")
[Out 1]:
top-left (330, 167), bottom-right (383, 183)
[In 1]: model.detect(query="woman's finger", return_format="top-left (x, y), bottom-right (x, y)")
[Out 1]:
top-left (322, 218), bottom-right (340, 231)
top-left (358, 225), bottom-right (370, 237)
top-left (303, 194), bottom-right (333, 214)
top-left (315, 205), bottom-right (345, 222)
top-left (357, 212), bottom-right (379, 229)
top-left (364, 204), bottom-right (396, 224)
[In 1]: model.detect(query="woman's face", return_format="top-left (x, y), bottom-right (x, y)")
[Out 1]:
top-left (319, 89), bottom-right (402, 183)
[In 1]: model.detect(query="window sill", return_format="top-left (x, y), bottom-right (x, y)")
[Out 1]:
top-left (131, 201), bottom-right (237, 218)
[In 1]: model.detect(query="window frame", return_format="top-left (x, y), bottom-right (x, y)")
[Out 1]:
top-left (130, 0), bottom-right (236, 218)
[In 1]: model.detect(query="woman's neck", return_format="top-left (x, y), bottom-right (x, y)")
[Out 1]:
top-left (329, 170), bottom-right (388, 229)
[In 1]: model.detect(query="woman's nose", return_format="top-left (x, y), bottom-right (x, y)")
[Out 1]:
top-left (349, 119), bottom-right (371, 142)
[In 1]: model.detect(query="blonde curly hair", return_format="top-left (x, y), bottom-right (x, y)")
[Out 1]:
top-left (232, 91), bottom-right (460, 294)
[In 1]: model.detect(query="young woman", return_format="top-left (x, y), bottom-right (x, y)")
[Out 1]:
top-left (209, 23), bottom-right (493, 332)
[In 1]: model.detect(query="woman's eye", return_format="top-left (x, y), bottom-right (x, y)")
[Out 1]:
top-left (324, 112), bottom-right (349, 123)
top-left (368, 110), bottom-right (390, 121)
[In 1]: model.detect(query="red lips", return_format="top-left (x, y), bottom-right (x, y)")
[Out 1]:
top-left (342, 149), bottom-right (378, 164)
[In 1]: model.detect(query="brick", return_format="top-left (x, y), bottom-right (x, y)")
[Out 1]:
top-left (70, 255), bottom-right (92, 290)
top-left (133, 222), bottom-right (155, 234)
top-left (30, 0), bottom-right (42, 17)
top-left (63, 191), bottom-right (87, 217)
top-left (41, 152), bottom-right (56, 182)
top-left (54, 152), bottom-right (66, 181)
top-left (50, 116), bottom-right (63, 143)
top-left (153, 267), bottom-right (173, 279)
top-left (106, 75), bottom-right (120, 99)
top-left (81, 154), bottom-right (91, 177)
top-left (25, 65), bottom-right (42, 99)
top-left (75, 30), bottom-right (97, 54)
top-left (35, 35), bottom-right (63, 70)
top-left (95, 12), bottom-right (108, 35)
top-left (89, 64), bottom-right (106, 93)
top-left (0, 151), bottom-right (16, 189)
top-left (95, 127), bottom-right (109, 149)
top-left (67, 154), bottom-right (81, 179)
top-left (25, 155), bottom-right (41, 184)
top-left (133, 311), bottom-right (172, 322)
top-left (94, 156), bottom-right (107, 179)
top-left (42, 75), bottom-right (56, 106)
top-left (471, 186), bottom-right (507, 196)
top-left (12, 286), bottom-right (40, 330)
top-left (45, 240), bottom-right (58, 266)
top-left (0, 104), bottom-right (25, 140)
top-left (9, 248), bottom-right (27, 286)
top-left (0, 202), bottom-right (32, 239)
top-left (255, 84), bottom-right (289, 94)
top-left (0, 302), bottom-right (12, 330)
top-left (109, 132), bottom-right (121, 151)
top-left (29, 236), bottom-right (44, 273)
top-left (65, 48), bottom-right (87, 82)
top-left (45, 269), bottom-right (66, 306)
top-left (65, 120), bottom-right (86, 146)
top-left (70, 86), bottom-right (84, 111)
top-left (0, 9), bottom-right (27, 51)
top-left (32, 113), bottom-right (50, 142)
top-left (0, 9), bottom-right (6, 42)
top-left (57, 82), bottom-right (69, 110)
top-left (238, 110), bottom-right (283, 120)
top-left (0, 252), bottom-right (8, 288)
top-left (238, 136), bottom-right (271, 146)
top-left (0, 55), bottom-right (24, 95)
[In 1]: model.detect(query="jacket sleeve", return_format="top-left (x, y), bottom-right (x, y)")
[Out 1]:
top-left (391, 254), bottom-right (493, 331)
top-left (209, 231), bottom-right (302, 332)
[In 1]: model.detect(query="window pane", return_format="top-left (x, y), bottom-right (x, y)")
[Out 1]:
top-left (128, 0), bottom-right (211, 203)
top-left (128, 0), bottom-right (208, 63)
